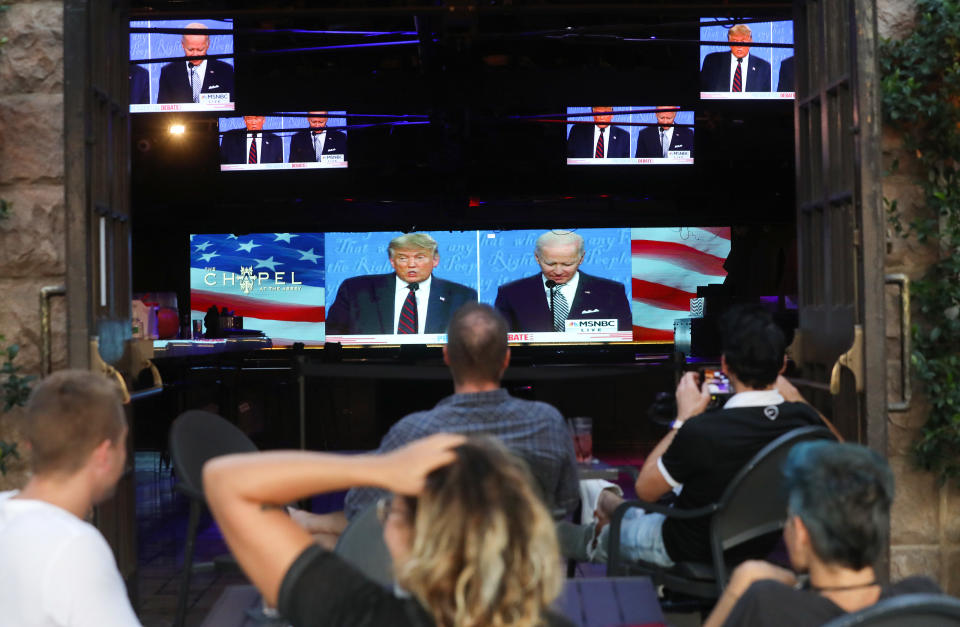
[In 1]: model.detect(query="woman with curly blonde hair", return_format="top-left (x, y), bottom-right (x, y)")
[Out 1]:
top-left (204, 433), bottom-right (571, 627)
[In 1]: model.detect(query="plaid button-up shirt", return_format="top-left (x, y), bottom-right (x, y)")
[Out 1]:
top-left (344, 388), bottom-right (579, 519)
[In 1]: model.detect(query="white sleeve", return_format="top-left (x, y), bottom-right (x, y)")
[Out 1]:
top-left (656, 456), bottom-right (683, 490)
top-left (46, 530), bottom-right (142, 627)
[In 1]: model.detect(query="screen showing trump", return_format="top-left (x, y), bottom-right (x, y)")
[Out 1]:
top-left (324, 231), bottom-right (478, 345)
top-left (129, 19), bottom-right (235, 113)
top-left (566, 107), bottom-right (695, 166)
top-left (218, 112), bottom-right (349, 171)
top-left (188, 227), bottom-right (733, 346)
top-left (699, 18), bottom-right (795, 100)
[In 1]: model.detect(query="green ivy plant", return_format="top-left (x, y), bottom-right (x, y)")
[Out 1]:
top-left (0, 3), bottom-right (20, 475)
top-left (880, 0), bottom-right (960, 484)
top-left (0, 338), bottom-right (33, 475)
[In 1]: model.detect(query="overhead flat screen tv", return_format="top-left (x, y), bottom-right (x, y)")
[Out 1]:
top-left (566, 107), bottom-right (695, 165)
top-left (699, 18), bottom-right (795, 100)
top-left (189, 227), bottom-right (732, 347)
top-left (129, 19), bottom-right (235, 113)
top-left (219, 112), bottom-right (349, 171)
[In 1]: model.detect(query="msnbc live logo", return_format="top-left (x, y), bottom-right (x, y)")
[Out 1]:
top-left (566, 319), bottom-right (617, 333)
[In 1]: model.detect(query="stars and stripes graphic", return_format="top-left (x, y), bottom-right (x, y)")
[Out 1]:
top-left (631, 227), bottom-right (731, 342)
top-left (189, 232), bottom-right (325, 345)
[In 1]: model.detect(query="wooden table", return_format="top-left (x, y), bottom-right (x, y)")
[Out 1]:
top-left (203, 577), bottom-right (664, 627)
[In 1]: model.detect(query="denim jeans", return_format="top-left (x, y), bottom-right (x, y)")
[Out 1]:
top-left (589, 509), bottom-right (674, 567)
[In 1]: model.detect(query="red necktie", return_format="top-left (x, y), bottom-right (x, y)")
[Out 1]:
top-left (397, 284), bottom-right (419, 334)
top-left (248, 133), bottom-right (258, 164)
top-left (732, 58), bottom-right (743, 92)
top-left (595, 128), bottom-right (605, 158)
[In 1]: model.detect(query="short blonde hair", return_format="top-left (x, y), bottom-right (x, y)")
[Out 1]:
top-left (25, 370), bottom-right (126, 475)
top-left (728, 23), bottom-right (752, 39)
top-left (399, 437), bottom-right (563, 627)
top-left (388, 233), bottom-right (439, 258)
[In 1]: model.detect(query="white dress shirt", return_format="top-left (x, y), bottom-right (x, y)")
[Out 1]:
top-left (542, 272), bottom-right (580, 314)
top-left (728, 52), bottom-right (750, 91)
top-left (393, 275), bottom-right (431, 334)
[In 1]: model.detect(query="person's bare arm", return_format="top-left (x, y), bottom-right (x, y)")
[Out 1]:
top-left (203, 433), bottom-right (465, 607)
top-left (703, 560), bottom-right (797, 627)
top-left (635, 371), bottom-right (710, 501)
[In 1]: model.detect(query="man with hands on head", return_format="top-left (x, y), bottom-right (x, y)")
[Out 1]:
top-left (560, 305), bottom-right (833, 568)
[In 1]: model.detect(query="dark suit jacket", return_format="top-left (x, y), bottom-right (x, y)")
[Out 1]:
top-left (635, 125), bottom-right (695, 159)
top-left (325, 273), bottom-right (478, 335)
top-left (219, 130), bottom-right (283, 165)
top-left (129, 65), bottom-right (150, 105)
top-left (494, 272), bottom-right (633, 333)
top-left (288, 129), bottom-right (348, 163)
top-left (566, 124), bottom-right (630, 159)
top-left (777, 56), bottom-right (795, 92)
top-left (157, 59), bottom-right (234, 104)
top-left (700, 51), bottom-right (772, 92)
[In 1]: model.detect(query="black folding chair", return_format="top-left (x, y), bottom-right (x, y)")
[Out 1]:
top-left (607, 425), bottom-right (835, 602)
top-left (334, 502), bottom-right (394, 588)
top-left (821, 593), bottom-right (960, 626)
top-left (169, 409), bottom-right (258, 627)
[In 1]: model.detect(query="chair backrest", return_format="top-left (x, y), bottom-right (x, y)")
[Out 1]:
top-left (169, 410), bottom-right (258, 501)
top-left (334, 502), bottom-right (394, 588)
top-left (821, 593), bottom-right (960, 627)
top-left (709, 426), bottom-right (834, 581)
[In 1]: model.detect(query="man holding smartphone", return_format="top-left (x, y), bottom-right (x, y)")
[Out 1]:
top-left (560, 305), bottom-right (834, 568)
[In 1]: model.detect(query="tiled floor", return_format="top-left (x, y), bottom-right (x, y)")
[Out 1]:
top-left (135, 452), bottom-right (248, 627)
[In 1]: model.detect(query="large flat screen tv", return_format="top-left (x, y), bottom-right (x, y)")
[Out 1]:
top-left (189, 227), bottom-right (732, 346)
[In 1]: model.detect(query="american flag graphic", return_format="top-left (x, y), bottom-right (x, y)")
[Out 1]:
top-left (631, 227), bottom-right (731, 342)
top-left (189, 233), bottom-right (325, 345)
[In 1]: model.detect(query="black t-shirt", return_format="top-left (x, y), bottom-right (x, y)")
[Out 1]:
top-left (659, 401), bottom-right (822, 563)
top-left (278, 544), bottom-right (575, 627)
top-left (722, 576), bottom-right (942, 626)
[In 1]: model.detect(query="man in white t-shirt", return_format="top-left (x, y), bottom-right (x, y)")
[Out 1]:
top-left (0, 369), bottom-right (140, 626)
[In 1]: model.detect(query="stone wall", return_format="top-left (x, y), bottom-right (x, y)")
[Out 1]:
top-left (878, 0), bottom-right (960, 596)
top-left (0, 1), bottom-right (66, 489)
